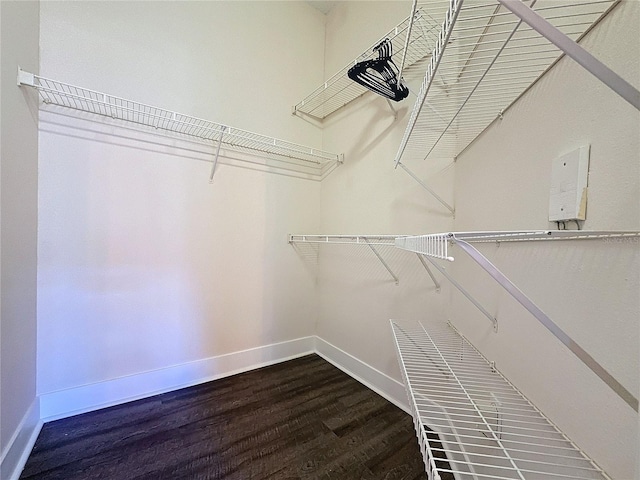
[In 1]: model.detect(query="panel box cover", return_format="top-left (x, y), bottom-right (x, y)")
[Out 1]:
top-left (549, 145), bottom-right (590, 222)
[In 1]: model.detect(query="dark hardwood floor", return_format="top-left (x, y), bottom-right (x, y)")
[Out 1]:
top-left (21, 355), bottom-right (429, 480)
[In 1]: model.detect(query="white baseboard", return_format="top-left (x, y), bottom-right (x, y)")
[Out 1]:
top-left (0, 397), bottom-right (42, 480)
top-left (40, 336), bottom-right (315, 421)
top-left (314, 336), bottom-right (410, 414)
top-left (25, 335), bottom-right (408, 478)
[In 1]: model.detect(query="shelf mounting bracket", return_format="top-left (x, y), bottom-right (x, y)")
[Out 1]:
top-left (454, 237), bottom-right (638, 412)
top-left (209, 126), bottom-right (227, 183)
top-left (17, 67), bottom-right (35, 87)
top-left (416, 253), bottom-right (441, 293)
top-left (497, 0), bottom-right (640, 111)
top-left (365, 239), bottom-right (399, 285)
top-left (398, 162), bottom-right (455, 216)
top-left (419, 254), bottom-right (497, 331)
top-left (385, 99), bottom-right (398, 119)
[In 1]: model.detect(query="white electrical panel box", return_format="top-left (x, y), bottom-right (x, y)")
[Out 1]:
top-left (549, 145), bottom-right (590, 222)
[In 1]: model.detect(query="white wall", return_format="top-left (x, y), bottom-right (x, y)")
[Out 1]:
top-left (450, 1), bottom-right (639, 478)
top-left (318, 1), bottom-right (638, 479)
top-left (20, 1), bottom-right (640, 478)
top-left (0, 0), bottom-right (41, 476)
top-left (37, 1), bottom-right (325, 412)
top-left (317, 1), bottom-right (454, 385)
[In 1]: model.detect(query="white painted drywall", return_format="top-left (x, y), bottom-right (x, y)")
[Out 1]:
top-left (318, 1), bottom-right (638, 478)
top-left (317, 1), bottom-right (454, 384)
top-left (450, 2), bottom-right (639, 478)
top-left (0, 0), bottom-right (40, 470)
top-left (37, 2), bottom-right (324, 399)
top-left (25, 1), bottom-right (640, 478)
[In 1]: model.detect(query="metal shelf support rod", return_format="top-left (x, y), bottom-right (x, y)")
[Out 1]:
top-left (497, 0), bottom-right (640, 110)
top-left (397, 0), bottom-right (419, 88)
top-left (420, 254), bottom-right (497, 330)
top-left (416, 253), bottom-right (441, 292)
top-left (209, 126), bottom-right (227, 182)
top-left (398, 162), bottom-right (455, 216)
top-left (454, 237), bottom-right (638, 412)
top-left (365, 239), bottom-right (400, 285)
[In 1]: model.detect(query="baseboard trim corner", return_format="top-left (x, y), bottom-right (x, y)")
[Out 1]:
top-left (11, 336), bottom-right (408, 477)
top-left (0, 397), bottom-right (42, 480)
top-left (32, 334), bottom-right (409, 470)
top-left (313, 336), bottom-right (410, 414)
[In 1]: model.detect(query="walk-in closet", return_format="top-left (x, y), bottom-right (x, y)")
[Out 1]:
top-left (2, 1), bottom-right (638, 479)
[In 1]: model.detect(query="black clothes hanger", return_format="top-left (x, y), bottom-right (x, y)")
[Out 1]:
top-left (347, 39), bottom-right (409, 102)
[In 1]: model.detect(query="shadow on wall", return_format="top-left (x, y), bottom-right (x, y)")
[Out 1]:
top-left (290, 242), bottom-right (320, 272)
top-left (321, 92), bottom-right (409, 166)
top-left (314, 243), bottom-right (441, 294)
top-left (38, 108), bottom-right (325, 182)
top-left (346, 104), bottom-right (409, 163)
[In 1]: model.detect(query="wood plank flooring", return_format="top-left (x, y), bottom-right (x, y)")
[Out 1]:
top-left (21, 355), bottom-right (430, 480)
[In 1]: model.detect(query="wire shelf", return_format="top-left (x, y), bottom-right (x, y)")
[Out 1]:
top-left (395, 230), bottom-right (640, 261)
top-left (391, 319), bottom-right (611, 480)
top-left (288, 234), bottom-right (401, 246)
top-left (289, 234), bottom-right (406, 285)
top-left (291, 230), bottom-right (639, 410)
top-left (18, 70), bottom-right (341, 167)
top-left (395, 229), bottom-right (640, 413)
top-left (395, 233), bottom-right (454, 261)
top-left (292, 4), bottom-right (449, 120)
top-left (394, 0), bottom-right (619, 166)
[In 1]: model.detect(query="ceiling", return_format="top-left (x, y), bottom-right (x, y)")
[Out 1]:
top-left (306, 1), bottom-right (338, 15)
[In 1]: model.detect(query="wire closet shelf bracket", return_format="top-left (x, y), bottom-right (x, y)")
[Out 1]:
top-left (289, 234), bottom-right (405, 285)
top-left (393, 0), bottom-right (636, 168)
top-left (290, 230), bottom-right (638, 478)
top-left (394, 229), bottom-right (640, 413)
top-left (17, 69), bottom-right (342, 180)
top-left (290, 230), bottom-right (640, 412)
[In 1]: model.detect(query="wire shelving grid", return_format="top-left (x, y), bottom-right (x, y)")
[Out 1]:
top-left (394, 229), bottom-right (640, 413)
top-left (288, 234), bottom-right (400, 246)
top-left (394, 229), bottom-right (640, 260)
top-left (292, 3), bottom-right (450, 120)
top-left (394, 0), bottom-right (619, 166)
top-left (391, 319), bottom-right (611, 480)
top-left (18, 70), bottom-right (341, 167)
